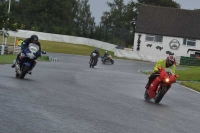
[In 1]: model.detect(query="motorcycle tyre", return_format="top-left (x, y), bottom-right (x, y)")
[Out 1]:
top-left (154, 86), bottom-right (166, 103)
top-left (16, 73), bottom-right (20, 78)
top-left (110, 59), bottom-right (114, 64)
top-left (20, 65), bottom-right (29, 79)
top-left (144, 90), bottom-right (151, 101)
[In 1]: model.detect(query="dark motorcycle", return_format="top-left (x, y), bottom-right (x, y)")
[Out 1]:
top-left (101, 55), bottom-right (114, 64)
top-left (89, 53), bottom-right (98, 68)
top-left (14, 43), bottom-right (46, 79)
top-left (144, 67), bottom-right (178, 103)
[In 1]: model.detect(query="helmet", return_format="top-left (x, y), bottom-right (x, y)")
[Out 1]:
top-left (105, 51), bottom-right (107, 53)
top-left (30, 35), bottom-right (38, 43)
top-left (95, 48), bottom-right (98, 52)
top-left (166, 55), bottom-right (175, 66)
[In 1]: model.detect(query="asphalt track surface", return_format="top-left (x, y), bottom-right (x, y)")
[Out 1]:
top-left (0, 53), bottom-right (200, 133)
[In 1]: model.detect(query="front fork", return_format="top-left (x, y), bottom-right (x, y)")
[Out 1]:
top-left (156, 83), bottom-right (171, 94)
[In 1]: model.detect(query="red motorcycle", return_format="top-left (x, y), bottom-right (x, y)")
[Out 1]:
top-left (144, 67), bottom-right (178, 103)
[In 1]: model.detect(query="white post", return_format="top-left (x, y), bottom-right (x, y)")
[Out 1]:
top-left (1, 45), bottom-right (5, 55)
top-left (8, 0), bottom-right (11, 13)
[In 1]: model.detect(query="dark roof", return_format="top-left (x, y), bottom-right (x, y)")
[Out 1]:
top-left (187, 49), bottom-right (200, 53)
top-left (136, 4), bottom-right (200, 39)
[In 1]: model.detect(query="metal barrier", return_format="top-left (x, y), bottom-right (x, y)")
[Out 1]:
top-left (49, 57), bottom-right (58, 62)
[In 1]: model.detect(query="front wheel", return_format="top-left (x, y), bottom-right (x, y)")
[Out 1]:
top-left (154, 86), bottom-right (167, 103)
top-left (144, 90), bottom-right (151, 101)
top-left (16, 73), bottom-right (20, 78)
top-left (110, 59), bottom-right (114, 64)
top-left (20, 65), bottom-right (29, 79)
top-left (90, 59), bottom-right (94, 68)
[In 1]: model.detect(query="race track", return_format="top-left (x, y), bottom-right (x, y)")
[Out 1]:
top-left (0, 53), bottom-right (200, 133)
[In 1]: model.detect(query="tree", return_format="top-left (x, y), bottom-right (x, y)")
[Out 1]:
top-left (100, 0), bottom-right (136, 46)
top-left (0, 1), bottom-right (18, 31)
top-left (12, 0), bottom-right (95, 37)
top-left (137, 0), bottom-right (180, 8)
top-left (101, 0), bottom-right (125, 28)
top-left (76, 0), bottom-right (95, 37)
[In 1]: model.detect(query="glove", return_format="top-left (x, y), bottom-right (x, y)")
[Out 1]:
top-left (34, 51), bottom-right (41, 57)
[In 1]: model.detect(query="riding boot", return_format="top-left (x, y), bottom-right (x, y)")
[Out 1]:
top-left (11, 53), bottom-right (21, 68)
top-left (28, 60), bottom-right (37, 75)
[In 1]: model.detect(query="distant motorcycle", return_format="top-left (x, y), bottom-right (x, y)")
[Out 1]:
top-left (89, 53), bottom-right (98, 68)
top-left (144, 67), bottom-right (178, 103)
top-left (101, 55), bottom-right (114, 64)
top-left (14, 43), bottom-right (46, 79)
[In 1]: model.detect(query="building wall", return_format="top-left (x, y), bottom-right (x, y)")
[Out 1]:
top-left (134, 33), bottom-right (200, 57)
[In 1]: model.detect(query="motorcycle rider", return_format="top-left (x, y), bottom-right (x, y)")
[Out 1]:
top-left (145, 55), bottom-right (176, 89)
top-left (11, 35), bottom-right (41, 74)
top-left (102, 51), bottom-right (109, 62)
top-left (89, 48), bottom-right (100, 66)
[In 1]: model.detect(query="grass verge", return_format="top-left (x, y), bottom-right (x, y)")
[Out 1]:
top-left (41, 40), bottom-right (114, 56)
top-left (0, 54), bottom-right (49, 64)
top-left (180, 82), bottom-right (200, 92)
top-left (40, 40), bottom-right (127, 59)
top-left (142, 66), bottom-right (199, 81)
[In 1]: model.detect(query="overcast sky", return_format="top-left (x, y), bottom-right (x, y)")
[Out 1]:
top-left (89, 0), bottom-right (200, 24)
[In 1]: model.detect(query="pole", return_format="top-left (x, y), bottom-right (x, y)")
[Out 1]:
top-left (8, 0), bottom-right (11, 13)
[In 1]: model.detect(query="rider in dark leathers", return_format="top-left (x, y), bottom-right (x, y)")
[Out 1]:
top-left (11, 35), bottom-right (41, 74)
top-left (89, 48), bottom-right (100, 66)
top-left (102, 51), bottom-right (109, 62)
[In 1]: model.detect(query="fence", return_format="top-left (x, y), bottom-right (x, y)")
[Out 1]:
top-left (180, 56), bottom-right (200, 66)
top-left (0, 30), bottom-right (19, 55)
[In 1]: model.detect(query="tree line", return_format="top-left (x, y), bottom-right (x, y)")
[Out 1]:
top-left (1, 0), bottom-right (181, 47)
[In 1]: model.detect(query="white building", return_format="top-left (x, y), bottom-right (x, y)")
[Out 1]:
top-left (134, 4), bottom-right (200, 59)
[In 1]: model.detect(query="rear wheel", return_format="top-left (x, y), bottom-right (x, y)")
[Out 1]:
top-left (110, 59), bottom-right (114, 64)
top-left (20, 65), bottom-right (29, 79)
top-left (154, 86), bottom-right (167, 103)
top-left (144, 90), bottom-right (151, 101)
top-left (90, 59), bottom-right (94, 68)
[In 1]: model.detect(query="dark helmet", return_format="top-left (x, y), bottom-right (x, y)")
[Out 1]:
top-left (94, 48), bottom-right (98, 52)
top-left (30, 35), bottom-right (38, 43)
top-left (166, 55), bottom-right (175, 66)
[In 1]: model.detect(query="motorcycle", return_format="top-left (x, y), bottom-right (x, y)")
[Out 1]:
top-left (101, 55), bottom-right (114, 64)
top-left (14, 43), bottom-right (46, 79)
top-left (144, 67), bottom-right (178, 103)
top-left (89, 53), bottom-right (98, 68)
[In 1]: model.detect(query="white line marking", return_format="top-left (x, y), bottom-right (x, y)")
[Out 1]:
top-left (175, 83), bottom-right (200, 94)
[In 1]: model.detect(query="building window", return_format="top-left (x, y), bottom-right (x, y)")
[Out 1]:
top-left (145, 34), bottom-right (163, 42)
top-left (183, 38), bottom-right (196, 46)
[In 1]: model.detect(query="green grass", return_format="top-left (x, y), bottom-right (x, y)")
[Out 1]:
top-left (141, 66), bottom-right (200, 92)
top-left (0, 36), bottom-right (16, 45)
top-left (176, 66), bottom-right (200, 81)
top-left (0, 54), bottom-right (49, 64)
top-left (40, 40), bottom-right (115, 57)
top-left (142, 66), bottom-right (200, 81)
top-left (180, 82), bottom-right (200, 92)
